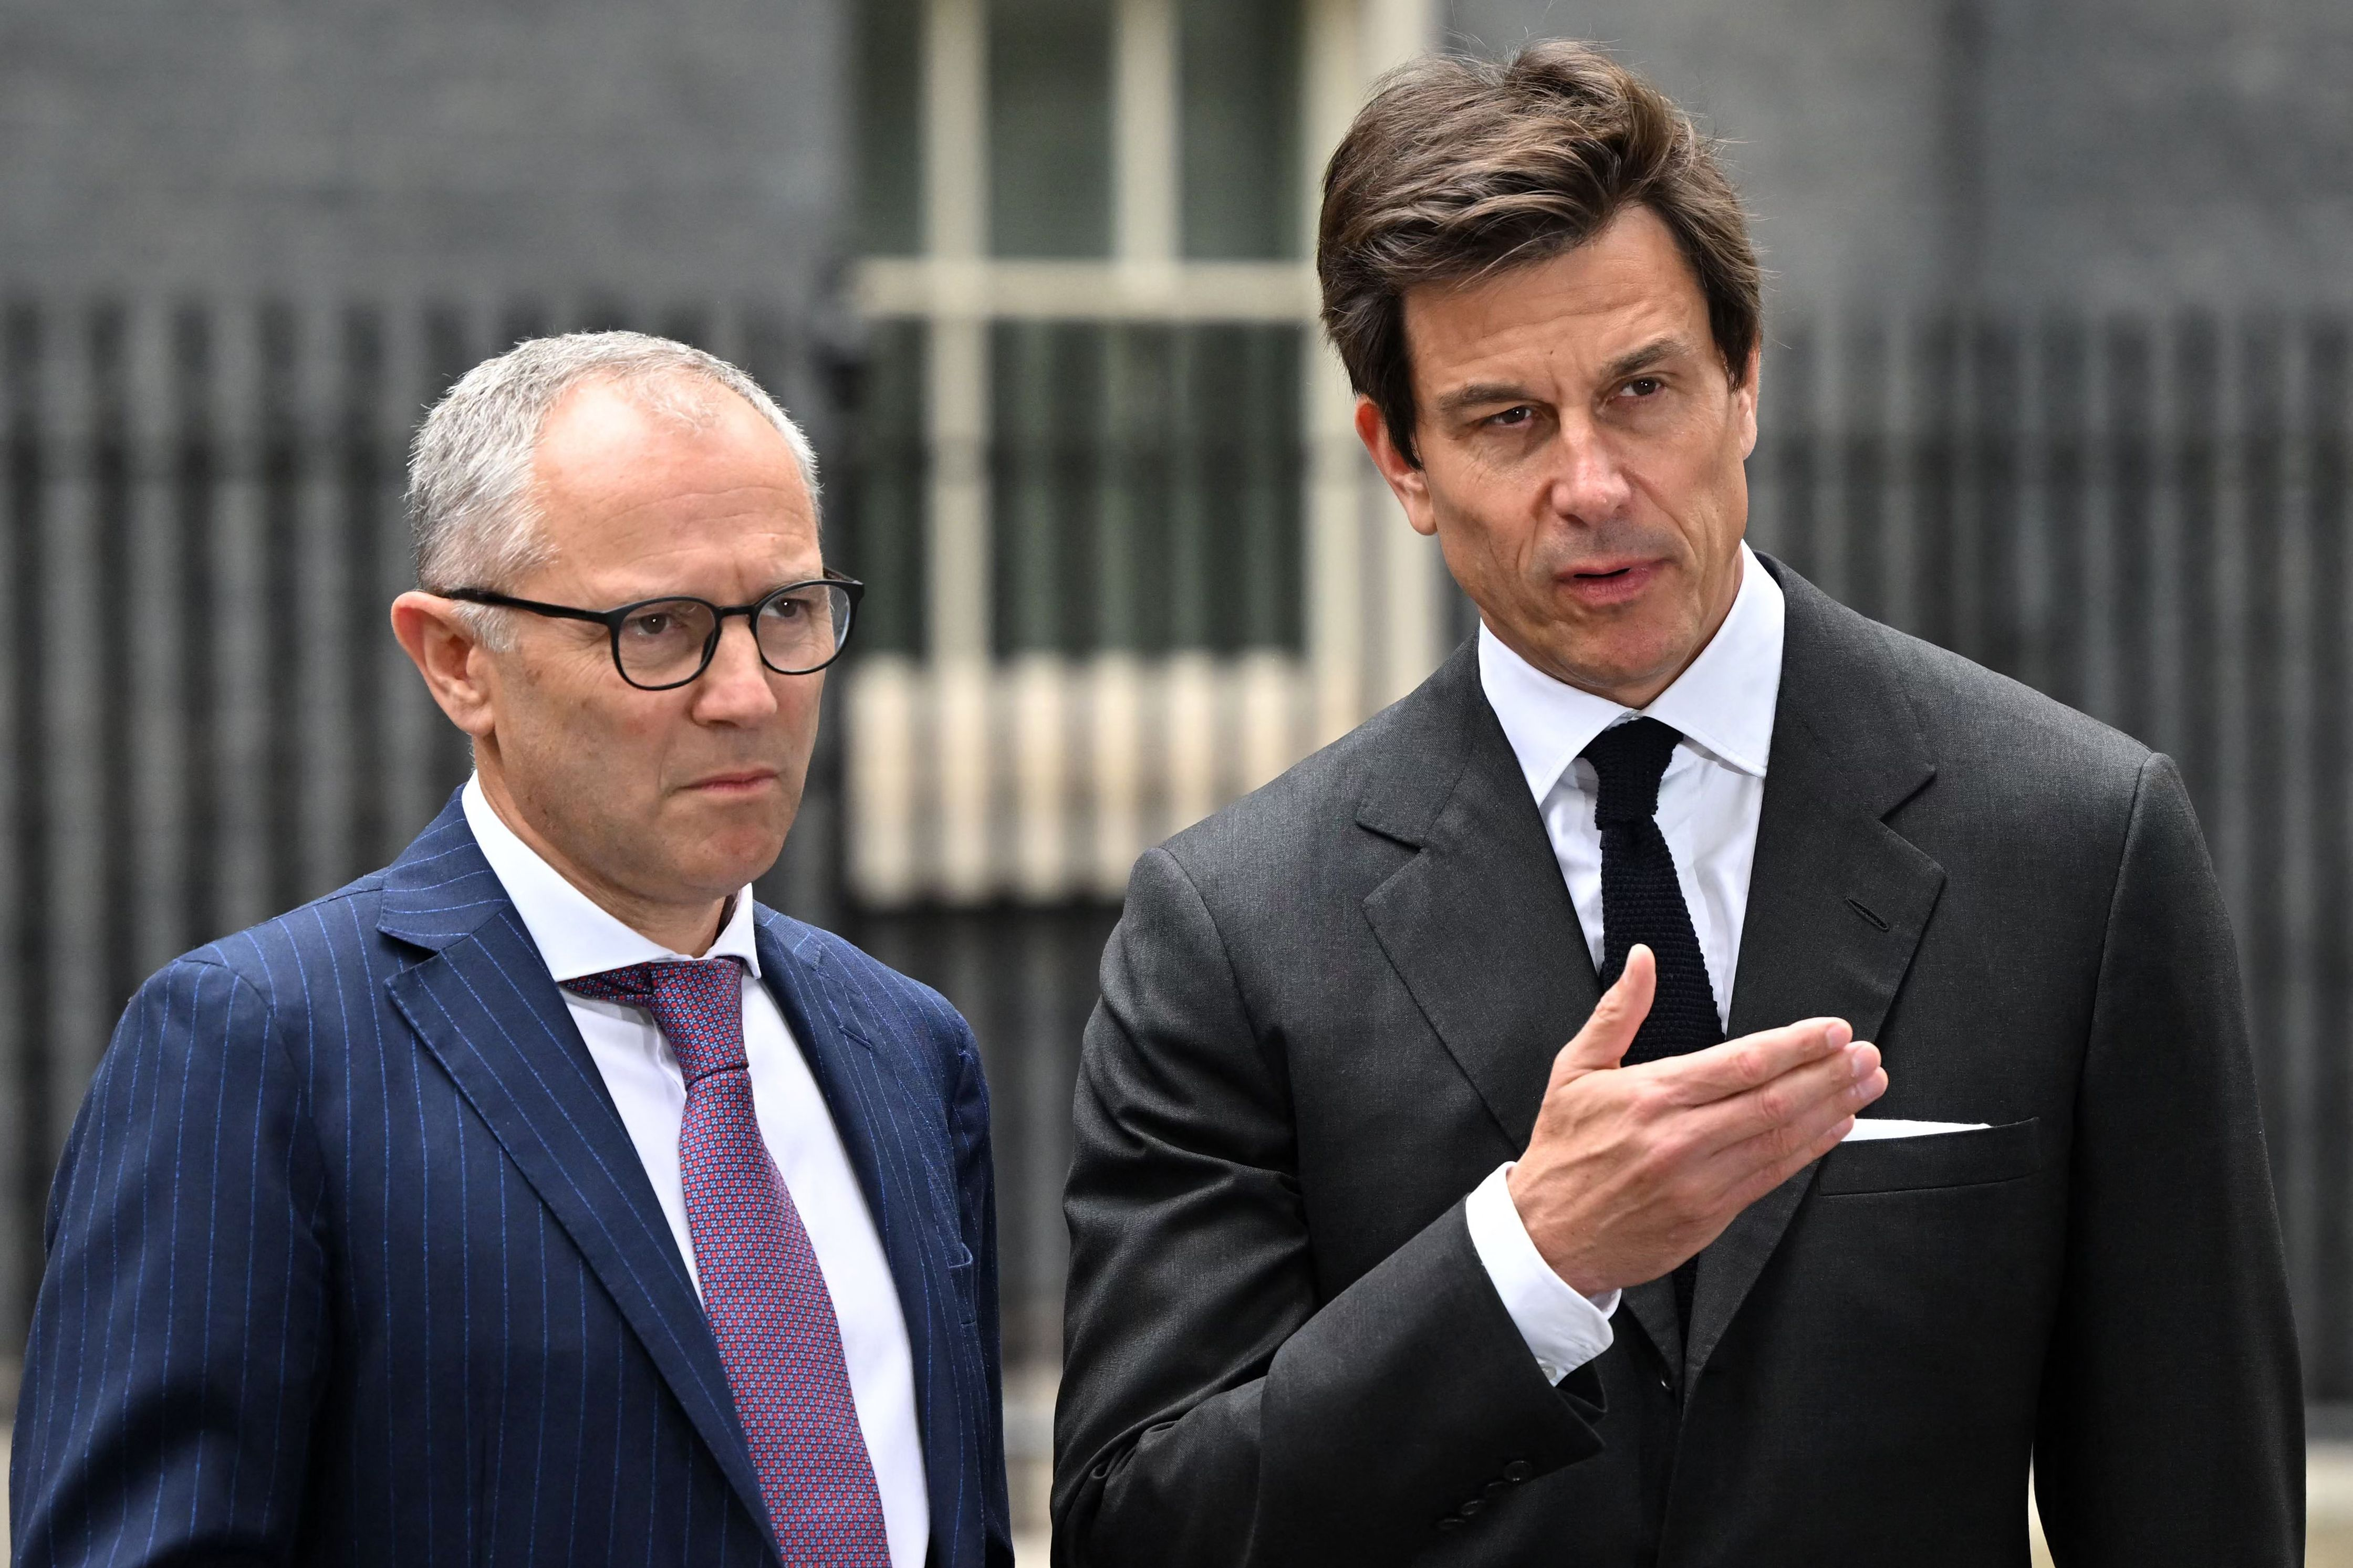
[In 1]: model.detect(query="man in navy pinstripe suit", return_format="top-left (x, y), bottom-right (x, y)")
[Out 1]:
top-left (10, 333), bottom-right (1013, 1567)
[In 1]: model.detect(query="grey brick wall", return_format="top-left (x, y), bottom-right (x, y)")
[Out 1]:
top-left (1448, 0), bottom-right (2353, 313)
top-left (1975, 0), bottom-right (2353, 309)
top-left (0, 0), bottom-right (848, 307)
top-left (1445, 0), bottom-right (1951, 313)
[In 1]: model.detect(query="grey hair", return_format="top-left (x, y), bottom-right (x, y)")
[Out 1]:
top-left (406, 331), bottom-right (821, 618)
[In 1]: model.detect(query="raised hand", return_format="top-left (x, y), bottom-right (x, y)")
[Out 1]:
top-left (1505, 945), bottom-right (1887, 1294)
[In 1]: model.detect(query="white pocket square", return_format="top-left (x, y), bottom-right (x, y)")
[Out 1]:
top-left (1840, 1118), bottom-right (1991, 1142)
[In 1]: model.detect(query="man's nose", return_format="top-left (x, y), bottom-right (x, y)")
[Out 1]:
top-left (690, 618), bottom-right (783, 722)
top-left (1545, 419), bottom-right (1637, 521)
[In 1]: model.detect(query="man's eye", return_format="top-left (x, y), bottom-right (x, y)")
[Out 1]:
top-left (1487, 405), bottom-right (1535, 427)
top-left (1622, 377), bottom-right (1664, 399)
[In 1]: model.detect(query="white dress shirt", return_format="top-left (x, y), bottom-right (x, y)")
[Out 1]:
top-left (462, 779), bottom-right (930, 1568)
top-left (1461, 543), bottom-right (1787, 1384)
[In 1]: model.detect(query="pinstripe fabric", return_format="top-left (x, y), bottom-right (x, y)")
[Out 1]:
top-left (7, 793), bottom-right (1013, 1568)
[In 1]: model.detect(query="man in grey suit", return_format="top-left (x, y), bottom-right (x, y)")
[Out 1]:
top-left (1053, 41), bottom-right (2301, 1566)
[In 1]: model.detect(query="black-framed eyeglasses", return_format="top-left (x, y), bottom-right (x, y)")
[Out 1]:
top-left (441, 574), bottom-right (863, 691)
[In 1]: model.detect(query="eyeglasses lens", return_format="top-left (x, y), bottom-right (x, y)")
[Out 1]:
top-left (756, 584), bottom-right (852, 673)
top-left (615, 599), bottom-right (719, 686)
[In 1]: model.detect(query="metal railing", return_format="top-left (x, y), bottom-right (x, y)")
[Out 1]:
top-left (5, 301), bottom-right (2353, 1407)
top-left (0, 297), bottom-right (835, 1358)
top-left (846, 309), bottom-right (2353, 1392)
top-left (1744, 311), bottom-right (2351, 1395)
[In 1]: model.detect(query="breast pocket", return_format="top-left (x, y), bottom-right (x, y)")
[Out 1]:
top-left (1816, 1117), bottom-right (2040, 1195)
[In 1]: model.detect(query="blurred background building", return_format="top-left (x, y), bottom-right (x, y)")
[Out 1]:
top-left (6, 0), bottom-right (2353, 1556)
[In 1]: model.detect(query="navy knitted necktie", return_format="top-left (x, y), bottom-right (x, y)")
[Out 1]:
top-left (1582, 717), bottom-right (1724, 1064)
top-left (1583, 716), bottom-right (1726, 1343)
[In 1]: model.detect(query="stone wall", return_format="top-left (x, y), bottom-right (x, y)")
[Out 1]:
top-left (0, 0), bottom-right (847, 307)
top-left (1446, 0), bottom-right (2353, 313)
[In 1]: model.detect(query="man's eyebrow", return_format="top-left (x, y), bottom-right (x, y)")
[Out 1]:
top-left (1433, 381), bottom-right (1538, 417)
top-left (1431, 337), bottom-right (1699, 419)
top-left (1602, 337), bottom-right (1692, 383)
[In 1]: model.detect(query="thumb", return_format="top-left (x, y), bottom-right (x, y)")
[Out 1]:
top-left (1553, 945), bottom-right (1656, 1083)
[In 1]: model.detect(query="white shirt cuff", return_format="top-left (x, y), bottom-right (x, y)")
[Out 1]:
top-left (1463, 1162), bottom-right (1619, 1385)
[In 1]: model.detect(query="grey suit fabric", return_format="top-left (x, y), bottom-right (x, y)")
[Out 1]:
top-left (1054, 559), bottom-right (2302, 1566)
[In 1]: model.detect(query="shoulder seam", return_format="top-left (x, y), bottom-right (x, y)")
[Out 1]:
top-left (1148, 843), bottom-right (1268, 1052)
top-left (162, 950), bottom-right (311, 1126)
top-left (2083, 750), bottom-right (2167, 1085)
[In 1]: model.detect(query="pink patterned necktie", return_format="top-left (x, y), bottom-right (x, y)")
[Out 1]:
top-left (564, 959), bottom-right (891, 1566)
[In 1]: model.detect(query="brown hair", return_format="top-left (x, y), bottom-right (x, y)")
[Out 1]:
top-left (1317, 40), bottom-right (1761, 465)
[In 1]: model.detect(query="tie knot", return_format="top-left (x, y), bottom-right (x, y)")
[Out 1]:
top-left (563, 958), bottom-right (747, 1080)
top-left (1581, 716), bottom-right (1683, 824)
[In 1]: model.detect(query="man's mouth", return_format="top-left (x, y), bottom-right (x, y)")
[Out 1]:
top-left (1561, 560), bottom-right (1660, 602)
top-left (689, 769), bottom-right (780, 795)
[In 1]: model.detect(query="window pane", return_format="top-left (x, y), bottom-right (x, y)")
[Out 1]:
top-left (990, 321), bottom-right (1303, 656)
top-left (1168, 323), bottom-right (1303, 649)
top-left (1091, 325), bottom-right (1174, 652)
top-left (857, 0), bottom-right (925, 256)
top-left (1179, 0), bottom-right (1301, 260)
top-left (988, 0), bottom-right (1115, 258)
top-left (993, 320), bottom-right (1105, 652)
top-left (845, 318), bottom-right (929, 654)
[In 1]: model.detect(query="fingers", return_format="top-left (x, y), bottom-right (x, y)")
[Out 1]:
top-left (1700, 1048), bottom-right (1888, 1205)
top-left (1659, 1037), bottom-right (1882, 1162)
top-left (1553, 946), bottom-right (1658, 1081)
top-left (1762, 1047), bottom-right (1885, 1158)
top-left (1644, 1015), bottom-right (1855, 1106)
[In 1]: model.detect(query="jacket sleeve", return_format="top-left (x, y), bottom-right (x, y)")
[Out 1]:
top-left (945, 1010), bottom-right (1017, 1568)
top-left (2032, 754), bottom-right (2304, 1564)
top-left (9, 956), bottom-right (330, 1568)
top-left (1052, 847), bottom-right (1606, 1568)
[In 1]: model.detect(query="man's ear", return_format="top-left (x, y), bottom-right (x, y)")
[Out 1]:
top-left (1733, 339), bottom-right (1762, 461)
top-left (1354, 396), bottom-right (1440, 538)
top-left (390, 592), bottom-right (500, 741)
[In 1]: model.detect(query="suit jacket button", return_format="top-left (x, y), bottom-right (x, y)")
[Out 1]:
top-left (1436, 1517), bottom-right (1463, 1531)
top-left (1460, 1500), bottom-right (1484, 1517)
top-left (1503, 1460), bottom-right (1532, 1482)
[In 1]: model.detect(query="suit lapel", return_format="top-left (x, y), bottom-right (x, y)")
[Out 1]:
top-left (377, 799), bottom-right (777, 1546)
top-left (752, 924), bottom-right (895, 1232)
top-left (1359, 646), bottom-right (1598, 1153)
top-left (1685, 562), bottom-right (1946, 1388)
top-left (1357, 650), bottom-right (1684, 1369)
top-left (1336, 568), bottom-right (1949, 1388)
top-left (753, 914), bottom-right (957, 1334)
top-left (754, 915), bottom-right (971, 1560)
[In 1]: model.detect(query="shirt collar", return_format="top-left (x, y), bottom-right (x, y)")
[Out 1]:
top-left (461, 775), bottom-right (762, 983)
top-left (1478, 541), bottom-right (1786, 803)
